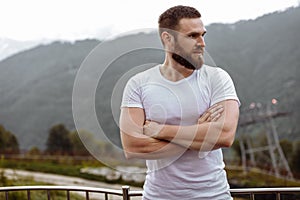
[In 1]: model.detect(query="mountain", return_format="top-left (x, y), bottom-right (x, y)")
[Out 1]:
top-left (0, 38), bottom-right (49, 61)
top-left (0, 6), bottom-right (299, 149)
top-left (205, 6), bottom-right (300, 139)
top-left (0, 40), bottom-right (100, 149)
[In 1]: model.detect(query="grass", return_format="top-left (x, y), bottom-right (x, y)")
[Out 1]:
top-left (0, 170), bottom-right (84, 200)
top-left (226, 166), bottom-right (300, 188)
top-left (1, 156), bottom-right (299, 189)
top-left (0, 155), bottom-right (144, 187)
top-left (1, 156), bottom-right (300, 200)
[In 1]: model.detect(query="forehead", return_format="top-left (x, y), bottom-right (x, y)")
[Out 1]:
top-left (177, 18), bottom-right (206, 34)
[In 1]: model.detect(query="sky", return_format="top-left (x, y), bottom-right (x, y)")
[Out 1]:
top-left (0, 0), bottom-right (299, 42)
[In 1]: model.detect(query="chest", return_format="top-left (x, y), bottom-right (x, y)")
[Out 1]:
top-left (141, 79), bottom-right (210, 125)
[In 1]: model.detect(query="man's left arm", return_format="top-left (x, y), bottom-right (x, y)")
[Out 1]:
top-left (144, 99), bottom-right (239, 151)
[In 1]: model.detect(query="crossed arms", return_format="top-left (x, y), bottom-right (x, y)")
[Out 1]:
top-left (119, 100), bottom-right (239, 159)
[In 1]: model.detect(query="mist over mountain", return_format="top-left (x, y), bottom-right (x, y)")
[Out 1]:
top-left (0, 39), bottom-right (99, 149)
top-left (205, 7), bottom-right (300, 139)
top-left (0, 38), bottom-right (51, 61)
top-left (0, 6), bottom-right (299, 149)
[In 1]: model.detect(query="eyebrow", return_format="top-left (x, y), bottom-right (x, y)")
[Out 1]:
top-left (187, 30), bottom-right (207, 37)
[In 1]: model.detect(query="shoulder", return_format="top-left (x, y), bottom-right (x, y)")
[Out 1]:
top-left (196, 65), bottom-right (231, 81)
top-left (127, 64), bottom-right (159, 84)
top-left (198, 65), bottom-right (229, 76)
top-left (196, 65), bottom-right (236, 93)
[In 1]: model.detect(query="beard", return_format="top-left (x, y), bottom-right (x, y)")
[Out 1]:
top-left (171, 43), bottom-right (204, 70)
top-left (172, 53), bottom-right (198, 70)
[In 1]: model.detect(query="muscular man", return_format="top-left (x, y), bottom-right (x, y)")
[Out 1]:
top-left (120, 5), bottom-right (240, 200)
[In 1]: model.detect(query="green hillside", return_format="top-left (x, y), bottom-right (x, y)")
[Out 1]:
top-left (0, 6), bottom-right (299, 149)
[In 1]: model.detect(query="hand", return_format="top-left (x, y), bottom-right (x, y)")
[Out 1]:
top-left (198, 104), bottom-right (224, 124)
top-left (143, 120), bottom-right (163, 138)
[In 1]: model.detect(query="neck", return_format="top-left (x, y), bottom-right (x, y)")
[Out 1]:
top-left (160, 55), bottom-right (194, 82)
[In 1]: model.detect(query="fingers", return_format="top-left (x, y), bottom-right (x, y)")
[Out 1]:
top-left (210, 113), bottom-right (221, 122)
top-left (198, 112), bottom-right (210, 123)
top-left (207, 104), bottom-right (223, 114)
top-left (198, 104), bottom-right (224, 124)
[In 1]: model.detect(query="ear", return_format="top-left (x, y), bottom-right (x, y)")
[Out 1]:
top-left (161, 31), bottom-right (173, 45)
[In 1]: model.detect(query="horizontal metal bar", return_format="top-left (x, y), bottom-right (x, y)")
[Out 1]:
top-left (128, 187), bottom-right (300, 197)
top-left (128, 190), bottom-right (143, 196)
top-left (0, 185), bottom-right (123, 196)
top-left (230, 187), bottom-right (300, 194)
top-left (245, 146), bottom-right (271, 153)
top-left (1, 185), bottom-right (300, 198)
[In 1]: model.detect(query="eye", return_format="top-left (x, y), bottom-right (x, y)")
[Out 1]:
top-left (188, 33), bottom-right (200, 39)
top-left (187, 32), bottom-right (206, 39)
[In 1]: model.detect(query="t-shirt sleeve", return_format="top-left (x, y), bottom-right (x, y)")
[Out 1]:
top-left (210, 68), bottom-right (241, 106)
top-left (121, 75), bottom-right (144, 108)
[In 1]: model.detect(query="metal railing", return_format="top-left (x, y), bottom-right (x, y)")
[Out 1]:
top-left (0, 185), bottom-right (140, 200)
top-left (0, 185), bottom-right (300, 200)
top-left (230, 187), bottom-right (300, 200)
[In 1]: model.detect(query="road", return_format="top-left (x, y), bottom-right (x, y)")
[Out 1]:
top-left (1, 168), bottom-right (143, 200)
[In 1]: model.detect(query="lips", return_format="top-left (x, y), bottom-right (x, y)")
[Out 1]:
top-left (193, 51), bottom-right (203, 54)
top-left (193, 48), bottom-right (204, 54)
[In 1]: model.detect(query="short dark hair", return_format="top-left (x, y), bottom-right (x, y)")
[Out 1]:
top-left (158, 5), bottom-right (201, 35)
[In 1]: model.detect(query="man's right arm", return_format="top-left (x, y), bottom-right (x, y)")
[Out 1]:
top-left (119, 107), bottom-right (186, 159)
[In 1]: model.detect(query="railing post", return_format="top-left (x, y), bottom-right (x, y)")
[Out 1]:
top-left (47, 190), bottom-right (51, 200)
top-left (276, 192), bottom-right (281, 200)
top-left (122, 185), bottom-right (130, 200)
top-left (66, 190), bottom-right (70, 200)
top-left (85, 191), bottom-right (89, 200)
top-left (27, 190), bottom-right (31, 200)
top-left (250, 193), bottom-right (255, 200)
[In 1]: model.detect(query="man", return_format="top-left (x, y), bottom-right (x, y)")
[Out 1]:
top-left (119, 5), bottom-right (240, 200)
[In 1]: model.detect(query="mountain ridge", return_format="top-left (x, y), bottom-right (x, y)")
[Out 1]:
top-left (0, 6), bottom-right (299, 149)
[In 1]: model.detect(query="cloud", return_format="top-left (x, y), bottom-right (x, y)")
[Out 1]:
top-left (0, 0), bottom-right (298, 41)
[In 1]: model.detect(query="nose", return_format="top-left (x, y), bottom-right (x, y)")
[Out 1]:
top-left (197, 36), bottom-right (206, 48)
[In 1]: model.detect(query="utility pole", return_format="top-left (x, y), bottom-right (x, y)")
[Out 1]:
top-left (237, 99), bottom-right (293, 179)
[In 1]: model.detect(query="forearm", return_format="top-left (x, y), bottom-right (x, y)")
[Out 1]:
top-left (153, 122), bottom-right (230, 151)
top-left (147, 100), bottom-right (239, 151)
top-left (121, 132), bottom-right (186, 159)
top-left (120, 107), bottom-right (186, 160)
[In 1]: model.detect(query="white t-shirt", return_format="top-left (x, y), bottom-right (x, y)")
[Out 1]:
top-left (121, 64), bottom-right (240, 200)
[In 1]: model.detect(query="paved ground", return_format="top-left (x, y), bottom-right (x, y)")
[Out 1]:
top-left (2, 168), bottom-right (143, 200)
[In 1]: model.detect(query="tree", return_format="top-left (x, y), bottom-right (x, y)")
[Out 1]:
top-left (69, 130), bottom-right (90, 156)
top-left (27, 146), bottom-right (41, 156)
top-left (45, 124), bottom-right (72, 155)
top-left (0, 125), bottom-right (19, 154)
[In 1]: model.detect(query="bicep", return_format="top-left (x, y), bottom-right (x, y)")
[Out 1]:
top-left (215, 99), bottom-right (239, 146)
top-left (120, 107), bottom-right (145, 130)
top-left (217, 99), bottom-right (239, 127)
top-left (119, 107), bottom-right (145, 145)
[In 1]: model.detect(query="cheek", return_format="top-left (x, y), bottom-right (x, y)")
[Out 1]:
top-left (181, 41), bottom-right (196, 52)
top-left (180, 36), bottom-right (195, 45)
top-left (175, 43), bottom-right (188, 54)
